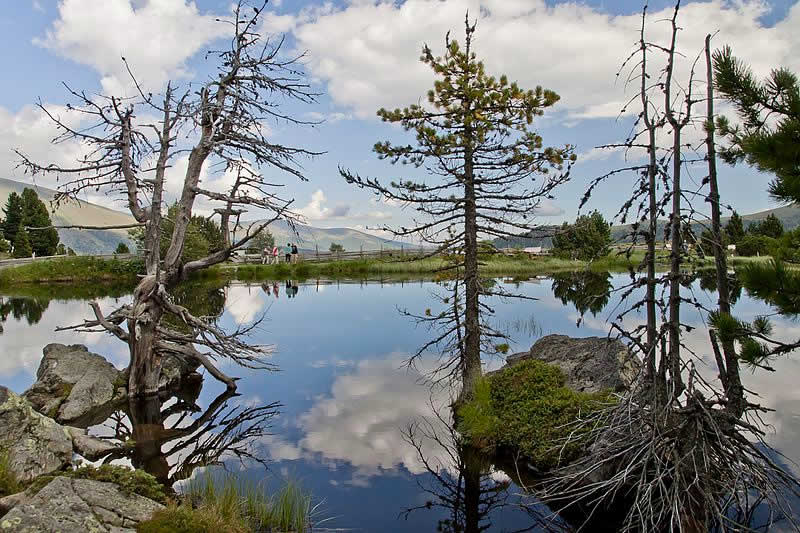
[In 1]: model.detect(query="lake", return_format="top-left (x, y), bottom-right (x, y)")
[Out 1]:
top-left (1, 273), bottom-right (799, 531)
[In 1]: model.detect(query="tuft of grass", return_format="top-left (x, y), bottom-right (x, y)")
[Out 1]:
top-left (457, 360), bottom-right (615, 470)
top-left (137, 504), bottom-right (248, 533)
top-left (0, 449), bottom-right (21, 498)
top-left (138, 473), bottom-right (314, 533)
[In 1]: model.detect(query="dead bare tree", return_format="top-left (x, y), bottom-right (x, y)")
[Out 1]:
top-left (16, 0), bottom-right (321, 396)
top-left (536, 2), bottom-right (800, 531)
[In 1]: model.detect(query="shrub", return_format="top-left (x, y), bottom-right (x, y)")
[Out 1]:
top-left (736, 234), bottom-right (776, 257)
top-left (115, 242), bottom-right (131, 254)
top-left (458, 360), bottom-right (614, 470)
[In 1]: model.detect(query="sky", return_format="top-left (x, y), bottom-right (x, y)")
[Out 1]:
top-left (1, 0), bottom-right (798, 241)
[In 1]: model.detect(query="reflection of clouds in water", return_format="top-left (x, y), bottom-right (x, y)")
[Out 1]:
top-left (0, 297), bottom-right (131, 383)
top-left (573, 310), bottom-right (800, 473)
top-left (262, 356), bottom-right (453, 485)
top-left (225, 285), bottom-right (269, 325)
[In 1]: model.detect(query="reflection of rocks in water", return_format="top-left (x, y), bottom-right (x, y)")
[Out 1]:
top-left (550, 271), bottom-right (613, 319)
top-left (100, 387), bottom-right (279, 489)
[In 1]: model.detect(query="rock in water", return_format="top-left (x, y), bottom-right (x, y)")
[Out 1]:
top-left (0, 477), bottom-right (163, 531)
top-left (504, 335), bottom-right (640, 393)
top-left (23, 344), bottom-right (201, 427)
top-left (0, 386), bottom-right (73, 482)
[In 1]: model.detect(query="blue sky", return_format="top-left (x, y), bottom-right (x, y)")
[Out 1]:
top-left (1, 0), bottom-right (798, 240)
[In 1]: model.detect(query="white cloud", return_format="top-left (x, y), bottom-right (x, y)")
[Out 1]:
top-left (224, 285), bottom-right (270, 325)
top-left (281, 0), bottom-right (800, 121)
top-left (263, 356), bottom-right (456, 484)
top-left (35, 0), bottom-right (228, 95)
top-left (296, 189), bottom-right (351, 221)
top-left (32, 1), bottom-right (45, 13)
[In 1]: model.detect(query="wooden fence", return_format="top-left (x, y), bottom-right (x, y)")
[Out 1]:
top-left (237, 247), bottom-right (425, 264)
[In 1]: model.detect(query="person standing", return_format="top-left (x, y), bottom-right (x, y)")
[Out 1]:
top-left (291, 243), bottom-right (299, 263)
top-left (271, 245), bottom-right (279, 264)
top-left (284, 243), bottom-right (292, 263)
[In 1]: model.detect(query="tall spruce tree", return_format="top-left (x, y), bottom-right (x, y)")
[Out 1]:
top-left (341, 16), bottom-right (573, 400)
top-left (20, 188), bottom-right (59, 256)
top-left (2, 192), bottom-right (23, 244)
top-left (12, 228), bottom-right (32, 258)
top-left (724, 211), bottom-right (745, 244)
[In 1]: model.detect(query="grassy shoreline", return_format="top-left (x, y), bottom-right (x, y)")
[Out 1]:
top-left (0, 252), bottom-right (781, 289)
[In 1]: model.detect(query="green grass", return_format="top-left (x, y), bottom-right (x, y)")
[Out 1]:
top-left (138, 474), bottom-right (314, 533)
top-left (0, 449), bottom-right (21, 498)
top-left (457, 360), bottom-right (615, 471)
top-left (0, 256), bottom-right (143, 286)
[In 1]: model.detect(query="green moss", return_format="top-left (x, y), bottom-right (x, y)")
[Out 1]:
top-left (23, 465), bottom-right (166, 504)
top-left (0, 450), bottom-right (21, 498)
top-left (69, 465), bottom-right (167, 503)
top-left (457, 360), bottom-right (615, 470)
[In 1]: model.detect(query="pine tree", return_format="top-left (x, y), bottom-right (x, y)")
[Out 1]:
top-left (12, 229), bottom-right (32, 258)
top-left (713, 47), bottom-right (800, 204)
top-left (2, 192), bottom-right (23, 244)
top-left (341, 17), bottom-right (573, 400)
top-left (748, 213), bottom-right (784, 238)
top-left (724, 211), bottom-right (745, 244)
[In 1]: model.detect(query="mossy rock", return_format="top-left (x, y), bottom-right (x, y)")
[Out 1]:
top-left (458, 359), bottom-right (615, 471)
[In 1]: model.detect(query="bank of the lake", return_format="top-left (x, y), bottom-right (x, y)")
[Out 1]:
top-left (0, 250), bottom-right (773, 287)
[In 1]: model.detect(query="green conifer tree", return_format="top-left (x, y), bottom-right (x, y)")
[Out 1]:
top-left (724, 211), bottom-right (745, 244)
top-left (20, 188), bottom-right (59, 256)
top-left (12, 229), bottom-right (32, 258)
top-left (2, 192), bottom-right (23, 244)
top-left (340, 17), bottom-right (573, 400)
top-left (713, 47), bottom-right (800, 204)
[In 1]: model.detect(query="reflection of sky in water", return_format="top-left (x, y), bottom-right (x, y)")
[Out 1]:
top-left (1, 276), bottom-right (799, 530)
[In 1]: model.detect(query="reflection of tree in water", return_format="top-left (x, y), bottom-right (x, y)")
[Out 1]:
top-left (550, 271), bottom-right (613, 318)
top-left (166, 283), bottom-right (227, 332)
top-left (402, 412), bottom-right (564, 533)
top-left (692, 269), bottom-right (742, 307)
top-left (0, 296), bottom-right (50, 329)
top-left (101, 385), bottom-right (279, 489)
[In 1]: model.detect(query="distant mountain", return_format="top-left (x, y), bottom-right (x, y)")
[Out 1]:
top-left (610, 204), bottom-right (800, 243)
top-left (240, 218), bottom-right (410, 253)
top-left (494, 204), bottom-right (800, 248)
top-left (0, 177), bottom-right (136, 255)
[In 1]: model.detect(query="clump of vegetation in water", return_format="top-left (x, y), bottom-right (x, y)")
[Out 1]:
top-left (457, 360), bottom-right (615, 470)
top-left (137, 475), bottom-right (314, 533)
top-left (0, 449), bottom-right (21, 498)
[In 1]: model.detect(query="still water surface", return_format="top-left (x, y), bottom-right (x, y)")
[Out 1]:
top-left (1, 274), bottom-right (798, 531)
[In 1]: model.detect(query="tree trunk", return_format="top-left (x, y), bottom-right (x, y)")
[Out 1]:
top-left (462, 140), bottom-right (482, 403)
top-left (127, 278), bottom-right (165, 397)
top-left (668, 126), bottom-right (684, 399)
top-left (705, 34), bottom-right (744, 417)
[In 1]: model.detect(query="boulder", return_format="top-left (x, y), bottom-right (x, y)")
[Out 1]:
top-left (501, 335), bottom-right (640, 393)
top-left (0, 476), bottom-right (163, 532)
top-left (23, 344), bottom-right (201, 427)
top-left (23, 344), bottom-right (125, 428)
top-left (0, 386), bottom-right (73, 483)
top-left (0, 387), bottom-right (121, 485)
